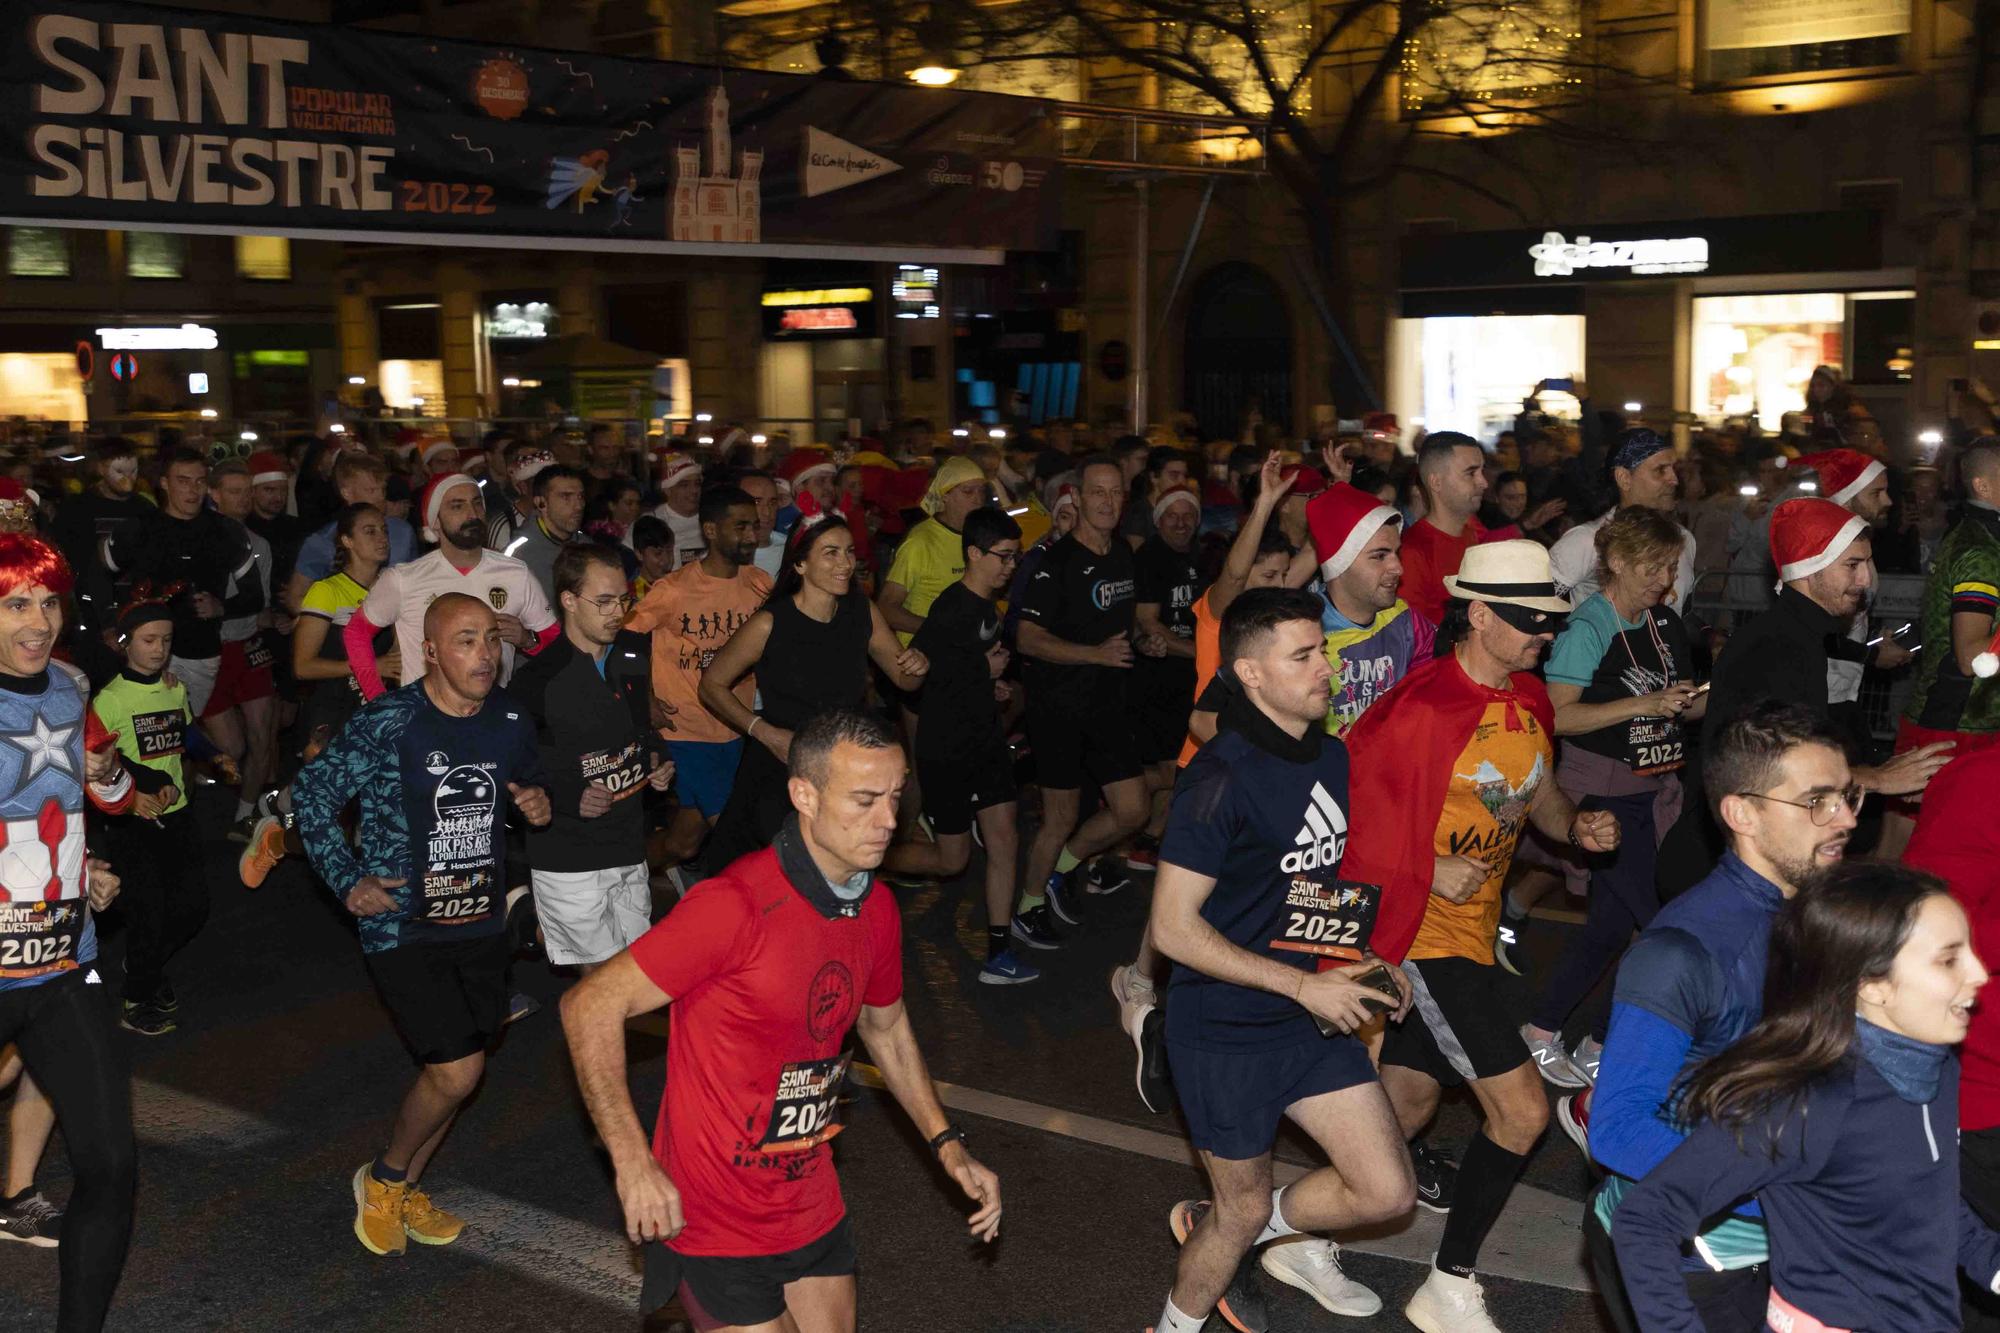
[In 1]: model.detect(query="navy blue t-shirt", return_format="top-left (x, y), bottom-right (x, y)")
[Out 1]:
top-left (1160, 726), bottom-right (1354, 1052)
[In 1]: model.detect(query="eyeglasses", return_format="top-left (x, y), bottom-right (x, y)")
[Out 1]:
top-left (578, 594), bottom-right (635, 613)
top-left (1736, 784), bottom-right (1866, 826)
top-left (983, 549), bottom-right (1022, 565)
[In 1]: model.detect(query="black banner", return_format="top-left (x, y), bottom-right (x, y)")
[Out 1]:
top-left (0, 1), bottom-right (1062, 256)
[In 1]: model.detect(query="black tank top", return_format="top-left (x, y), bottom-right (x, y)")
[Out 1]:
top-left (757, 591), bottom-right (872, 728)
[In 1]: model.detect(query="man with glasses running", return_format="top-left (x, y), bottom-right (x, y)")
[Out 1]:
top-left (509, 545), bottom-right (673, 973)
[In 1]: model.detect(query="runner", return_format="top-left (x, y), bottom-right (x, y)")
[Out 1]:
top-left (285, 451), bottom-right (418, 610)
top-left (0, 532), bottom-right (137, 1331)
top-left (1582, 702), bottom-right (1856, 1331)
top-left (1341, 539), bottom-right (1620, 1332)
top-left (651, 454), bottom-right (707, 568)
top-left (1149, 587), bottom-right (1414, 1333)
top-left (293, 593), bottom-right (551, 1258)
top-left (343, 472), bottom-right (559, 700)
top-left (1306, 480), bottom-right (1435, 737)
top-left (49, 438), bottom-right (146, 682)
top-left (204, 460), bottom-right (285, 841)
top-left (508, 544), bottom-right (674, 972)
top-left (1900, 436), bottom-right (2000, 771)
top-left (502, 463), bottom-right (588, 601)
top-left (1546, 429), bottom-right (1697, 609)
top-left (1396, 432), bottom-right (1491, 623)
top-left (1130, 482), bottom-right (1205, 868)
top-left (484, 438), bottom-right (556, 552)
top-left (559, 707), bottom-right (1001, 1332)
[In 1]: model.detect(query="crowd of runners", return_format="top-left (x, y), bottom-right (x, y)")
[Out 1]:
top-left (7, 398), bottom-right (2000, 1333)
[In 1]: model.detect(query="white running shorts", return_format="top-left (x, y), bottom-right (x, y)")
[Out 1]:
top-left (529, 863), bottom-right (652, 966)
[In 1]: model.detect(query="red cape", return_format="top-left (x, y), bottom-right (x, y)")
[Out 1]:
top-left (1339, 652), bottom-right (1554, 964)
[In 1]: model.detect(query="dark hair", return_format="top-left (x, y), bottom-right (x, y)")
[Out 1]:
top-left (1417, 431), bottom-right (1479, 477)
top-left (789, 706), bottom-right (898, 785)
top-left (731, 467), bottom-right (774, 489)
top-left (1677, 863), bottom-right (1947, 1149)
top-left (532, 463), bottom-right (584, 500)
top-left (1703, 701), bottom-right (1847, 824)
top-left (631, 514), bottom-right (671, 553)
top-left (330, 502), bottom-right (383, 574)
top-left (97, 437), bottom-right (137, 463)
top-left (1960, 435), bottom-right (2000, 493)
top-left (772, 514), bottom-right (856, 604)
top-left (1219, 587), bottom-right (1324, 667)
top-left (1146, 446), bottom-right (1188, 478)
top-left (333, 451), bottom-right (387, 487)
top-left (208, 459), bottom-right (249, 484)
top-left (1111, 435), bottom-right (1150, 461)
top-left (1255, 527), bottom-right (1297, 562)
top-left (161, 445), bottom-right (207, 474)
top-left (698, 484), bottom-right (753, 530)
top-left (1073, 451), bottom-right (1123, 486)
top-left (962, 506), bottom-right (1022, 557)
top-left (552, 541), bottom-right (624, 606)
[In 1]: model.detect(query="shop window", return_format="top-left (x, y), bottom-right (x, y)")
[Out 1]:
top-left (377, 359), bottom-right (443, 412)
top-left (6, 227), bottom-right (70, 278)
top-left (0, 353), bottom-right (86, 420)
top-left (1689, 291), bottom-right (1912, 429)
top-left (1402, 0), bottom-right (1583, 114)
top-left (125, 230), bottom-right (187, 279)
top-left (235, 235), bottom-right (292, 281)
top-left (1392, 313), bottom-right (1585, 441)
top-left (1699, 0), bottom-right (1909, 83)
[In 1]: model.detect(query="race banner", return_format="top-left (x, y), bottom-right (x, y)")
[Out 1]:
top-left (0, 1), bottom-right (1063, 256)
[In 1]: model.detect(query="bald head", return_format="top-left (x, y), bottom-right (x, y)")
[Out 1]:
top-left (424, 591), bottom-right (494, 644)
top-left (423, 592), bottom-right (502, 703)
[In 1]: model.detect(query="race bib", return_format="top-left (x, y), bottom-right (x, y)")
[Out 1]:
top-left (130, 708), bottom-right (185, 759)
top-left (759, 1054), bottom-right (850, 1154)
top-left (243, 633), bottom-right (275, 671)
top-left (579, 740), bottom-right (648, 804)
top-left (1624, 716), bottom-right (1685, 776)
top-left (0, 901), bottom-right (85, 979)
top-left (1271, 880), bottom-right (1380, 962)
top-left (415, 869), bottom-right (495, 932)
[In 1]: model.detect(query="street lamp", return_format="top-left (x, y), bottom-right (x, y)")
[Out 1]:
top-left (908, 65), bottom-right (959, 86)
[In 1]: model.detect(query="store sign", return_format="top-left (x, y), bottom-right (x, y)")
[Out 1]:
top-left (893, 264), bottom-right (940, 319)
top-left (1, 2), bottom-right (1062, 257)
top-left (98, 323), bottom-right (218, 350)
top-left (1705, 0), bottom-right (1909, 51)
top-left (779, 307), bottom-right (858, 332)
top-left (1529, 232), bottom-right (1709, 278)
top-left (488, 300), bottom-right (553, 339)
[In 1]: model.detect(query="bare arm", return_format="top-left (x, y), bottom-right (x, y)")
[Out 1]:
top-left (1547, 680), bottom-right (1695, 735)
top-left (1016, 620), bottom-right (1120, 668)
top-left (290, 615), bottom-right (345, 681)
top-left (876, 580), bottom-right (923, 635)
top-left (1209, 455), bottom-right (1294, 621)
top-left (866, 602), bottom-right (928, 690)
top-left (1530, 773), bottom-right (1619, 852)
top-left (559, 954), bottom-right (684, 1243)
top-left (1954, 609), bottom-right (1995, 676)
top-left (1187, 709), bottom-right (1218, 746)
top-left (282, 569), bottom-right (312, 615)
top-left (854, 999), bottom-right (1002, 1241)
top-left (696, 610), bottom-right (775, 737)
top-left (1136, 604), bottom-right (1196, 659)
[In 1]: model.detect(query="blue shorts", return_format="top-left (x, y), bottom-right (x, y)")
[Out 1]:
top-left (665, 738), bottom-right (744, 819)
top-left (1167, 1035), bottom-right (1377, 1160)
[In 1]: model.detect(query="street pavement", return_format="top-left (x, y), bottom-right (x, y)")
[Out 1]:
top-left (2, 792), bottom-right (1620, 1332)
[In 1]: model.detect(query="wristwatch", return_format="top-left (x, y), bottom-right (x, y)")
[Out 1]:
top-left (928, 1126), bottom-right (967, 1157)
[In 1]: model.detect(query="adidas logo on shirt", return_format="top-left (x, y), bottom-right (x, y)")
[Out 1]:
top-left (1281, 781), bottom-right (1348, 873)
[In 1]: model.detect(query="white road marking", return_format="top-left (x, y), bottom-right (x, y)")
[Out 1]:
top-left (851, 1063), bottom-right (1595, 1293)
top-left (131, 1079), bottom-right (289, 1151)
top-left (433, 1182), bottom-right (641, 1306)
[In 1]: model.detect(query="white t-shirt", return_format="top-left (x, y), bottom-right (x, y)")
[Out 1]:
top-left (652, 503), bottom-right (705, 569)
top-left (1548, 510), bottom-right (1698, 612)
top-left (360, 549), bottom-right (556, 686)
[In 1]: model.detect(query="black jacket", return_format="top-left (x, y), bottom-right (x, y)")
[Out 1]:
top-left (1703, 585), bottom-right (1846, 745)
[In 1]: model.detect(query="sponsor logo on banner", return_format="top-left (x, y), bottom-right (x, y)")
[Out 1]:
top-left (801, 126), bottom-right (902, 198)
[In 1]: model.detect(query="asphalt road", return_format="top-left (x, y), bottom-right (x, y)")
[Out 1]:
top-left (2, 791), bottom-right (1620, 1332)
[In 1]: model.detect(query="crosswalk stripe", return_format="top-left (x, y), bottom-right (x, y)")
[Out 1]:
top-left (851, 1063), bottom-right (1595, 1294)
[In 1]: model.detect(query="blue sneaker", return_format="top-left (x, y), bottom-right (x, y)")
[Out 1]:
top-left (1044, 872), bottom-right (1083, 926)
top-left (1009, 908), bottom-right (1064, 950)
top-left (979, 948), bottom-right (1041, 985)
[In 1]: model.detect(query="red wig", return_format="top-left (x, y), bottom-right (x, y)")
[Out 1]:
top-left (0, 533), bottom-right (74, 597)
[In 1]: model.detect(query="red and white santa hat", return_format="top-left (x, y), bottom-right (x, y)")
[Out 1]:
top-left (248, 451), bottom-right (290, 487)
top-left (1152, 482), bottom-right (1201, 524)
top-left (418, 472), bottom-right (478, 543)
top-left (420, 438), bottom-right (458, 472)
top-left (1769, 497), bottom-right (1868, 587)
top-left (1307, 483), bottom-right (1401, 581)
top-left (1785, 448), bottom-right (1884, 508)
top-left (657, 454), bottom-right (702, 493)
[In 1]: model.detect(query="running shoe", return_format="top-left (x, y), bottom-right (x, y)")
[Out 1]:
top-left (1135, 1009), bottom-right (1171, 1114)
top-left (1260, 1237), bottom-right (1382, 1317)
top-left (1167, 1202), bottom-right (1268, 1333)
top-left (1009, 909), bottom-right (1064, 951)
top-left (118, 1001), bottom-right (175, 1037)
top-left (239, 814), bottom-right (288, 889)
top-left (505, 885), bottom-right (542, 960)
top-left (505, 992), bottom-right (541, 1025)
top-left (1410, 1140), bottom-right (1456, 1213)
top-left (1112, 963), bottom-right (1169, 1112)
top-left (402, 1186), bottom-right (465, 1246)
top-left (1405, 1261), bottom-right (1502, 1333)
top-left (1520, 1024), bottom-right (1589, 1089)
top-left (1493, 899), bottom-right (1530, 977)
top-left (979, 948), bottom-right (1041, 985)
top-left (1085, 860), bottom-right (1131, 896)
top-left (0, 1190), bottom-right (61, 1247)
top-left (1045, 871), bottom-right (1084, 924)
top-left (152, 980), bottom-right (179, 1014)
top-left (1570, 1035), bottom-right (1604, 1087)
top-left (1557, 1089), bottom-right (1591, 1158)
top-left (1123, 837), bottom-right (1160, 872)
top-left (351, 1164), bottom-right (409, 1257)
top-left (226, 813), bottom-right (256, 844)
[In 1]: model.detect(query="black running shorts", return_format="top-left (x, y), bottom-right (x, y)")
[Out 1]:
top-left (642, 1216), bottom-right (857, 1329)
top-left (1377, 955), bottom-right (1531, 1087)
top-left (916, 739), bottom-right (1017, 836)
top-left (1026, 697), bottom-right (1142, 792)
top-left (363, 933), bottom-right (510, 1066)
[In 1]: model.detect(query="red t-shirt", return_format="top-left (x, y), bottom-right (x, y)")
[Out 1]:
top-left (1397, 516), bottom-right (1488, 624)
top-left (629, 847), bottom-right (903, 1255)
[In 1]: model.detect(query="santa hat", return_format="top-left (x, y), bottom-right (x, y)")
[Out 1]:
top-left (1047, 482), bottom-right (1079, 519)
top-left (777, 449), bottom-right (836, 490)
top-left (248, 451), bottom-right (290, 487)
top-left (1786, 448), bottom-right (1884, 508)
top-left (418, 472), bottom-right (478, 543)
top-left (420, 439), bottom-right (459, 472)
top-left (1278, 464), bottom-right (1326, 498)
top-left (1769, 497), bottom-right (1868, 587)
top-left (657, 455), bottom-right (701, 493)
top-left (1307, 483), bottom-right (1401, 581)
top-left (1152, 483), bottom-right (1201, 524)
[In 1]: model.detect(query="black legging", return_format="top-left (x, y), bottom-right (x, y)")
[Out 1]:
top-left (1, 967), bottom-right (136, 1333)
top-left (1531, 790), bottom-right (1661, 1042)
top-left (107, 806), bottom-right (209, 1003)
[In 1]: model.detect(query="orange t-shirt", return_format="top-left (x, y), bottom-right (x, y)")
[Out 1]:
top-left (1408, 698), bottom-right (1552, 964)
top-left (1398, 516), bottom-right (1487, 624)
top-left (1176, 590), bottom-right (1224, 768)
top-left (625, 559), bottom-right (774, 744)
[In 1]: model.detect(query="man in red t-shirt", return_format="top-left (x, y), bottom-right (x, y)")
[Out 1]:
top-left (561, 708), bottom-right (1001, 1332)
top-left (1399, 432), bottom-right (1491, 623)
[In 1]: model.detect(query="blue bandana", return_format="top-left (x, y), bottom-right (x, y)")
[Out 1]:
top-left (1610, 429), bottom-right (1670, 474)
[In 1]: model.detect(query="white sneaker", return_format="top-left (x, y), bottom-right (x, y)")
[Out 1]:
top-left (1570, 1035), bottom-right (1603, 1086)
top-left (1110, 964), bottom-right (1156, 1042)
top-left (1259, 1237), bottom-right (1381, 1317)
top-left (1404, 1262), bottom-right (1504, 1333)
top-left (1519, 1024), bottom-right (1588, 1089)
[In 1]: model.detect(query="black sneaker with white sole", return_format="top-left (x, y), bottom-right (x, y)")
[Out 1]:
top-left (1009, 909), bottom-right (1064, 951)
top-left (1084, 860), bottom-right (1131, 896)
top-left (1043, 872), bottom-right (1084, 926)
top-left (0, 1190), bottom-right (61, 1247)
top-left (118, 1000), bottom-right (175, 1037)
top-left (1410, 1139), bottom-right (1457, 1213)
top-left (1135, 1007), bottom-right (1172, 1114)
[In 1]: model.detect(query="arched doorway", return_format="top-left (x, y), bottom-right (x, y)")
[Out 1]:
top-left (1183, 263), bottom-right (1293, 441)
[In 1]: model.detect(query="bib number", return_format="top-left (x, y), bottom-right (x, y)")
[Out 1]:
top-left (1625, 715), bottom-right (1685, 776)
top-left (416, 872), bottom-right (495, 931)
top-left (131, 709), bottom-right (185, 759)
top-left (0, 902), bottom-right (84, 979)
top-left (1271, 880), bottom-right (1381, 963)
top-left (243, 633), bottom-right (274, 671)
top-left (759, 1054), bottom-right (850, 1154)
top-left (580, 742), bottom-right (648, 804)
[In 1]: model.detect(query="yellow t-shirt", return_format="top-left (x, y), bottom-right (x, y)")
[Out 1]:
top-left (884, 516), bottom-right (965, 644)
top-left (1409, 701), bottom-right (1553, 964)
